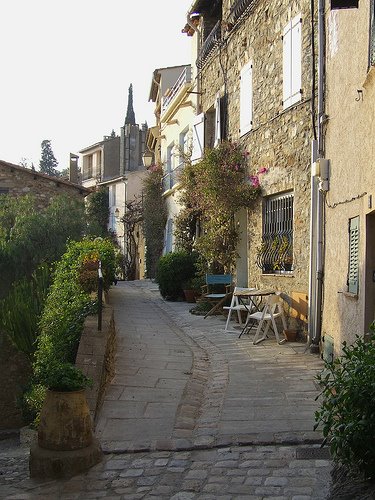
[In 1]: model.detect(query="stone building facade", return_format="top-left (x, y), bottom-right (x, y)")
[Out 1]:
top-left (186, 0), bottom-right (316, 330)
top-left (0, 160), bottom-right (89, 208)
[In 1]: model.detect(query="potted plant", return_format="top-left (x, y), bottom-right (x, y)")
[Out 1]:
top-left (182, 275), bottom-right (205, 303)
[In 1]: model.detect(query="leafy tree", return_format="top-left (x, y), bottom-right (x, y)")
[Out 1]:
top-left (39, 139), bottom-right (60, 177)
top-left (0, 194), bottom-right (85, 298)
top-left (85, 187), bottom-right (110, 237)
top-left (142, 165), bottom-right (167, 278)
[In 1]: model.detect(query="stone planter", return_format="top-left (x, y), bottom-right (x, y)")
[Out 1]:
top-left (29, 389), bottom-right (103, 478)
top-left (37, 389), bottom-right (93, 451)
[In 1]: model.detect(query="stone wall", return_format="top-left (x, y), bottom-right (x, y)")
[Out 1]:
top-left (198, 0), bottom-right (316, 329)
top-left (75, 305), bottom-right (116, 424)
top-left (0, 334), bottom-right (32, 431)
top-left (0, 161), bottom-right (88, 209)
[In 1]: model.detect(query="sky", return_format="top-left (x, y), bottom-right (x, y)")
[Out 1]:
top-left (0, 0), bottom-right (193, 171)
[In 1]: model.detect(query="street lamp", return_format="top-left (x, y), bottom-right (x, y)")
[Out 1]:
top-left (142, 149), bottom-right (153, 168)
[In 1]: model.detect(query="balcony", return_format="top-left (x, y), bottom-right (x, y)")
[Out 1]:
top-left (229, 0), bottom-right (255, 23)
top-left (161, 67), bottom-right (192, 115)
top-left (197, 20), bottom-right (222, 69)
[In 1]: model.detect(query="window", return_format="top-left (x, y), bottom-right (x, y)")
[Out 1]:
top-left (348, 216), bottom-right (359, 294)
top-left (163, 143), bottom-right (174, 191)
top-left (240, 61), bottom-right (253, 136)
top-left (214, 94), bottom-right (221, 146)
top-left (165, 218), bottom-right (174, 254)
top-left (179, 129), bottom-right (189, 165)
top-left (331, 0), bottom-right (358, 8)
top-left (283, 15), bottom-right (302, 109)
top-left (257, 193), bottom-right (294, 274)
top-left (109, 185), bottom-right (116, 207)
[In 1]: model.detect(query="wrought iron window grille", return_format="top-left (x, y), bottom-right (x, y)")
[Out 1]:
top-left (256, 193), bottom-right (294, 274)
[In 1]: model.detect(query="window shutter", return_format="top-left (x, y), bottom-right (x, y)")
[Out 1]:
top-left (291, 17), bottom-right (302, 105)
top-left (214, 94), bottom-right (221, 147)
top-left (240, 61), bottom-right (253, 136)
top-left (220, 94), bottom-right (227, 140)
top-left (348, 216), bottom-right (359, 294)
top-left (191, 113), bottom-right (205, 162)
top-left (283, 22), bottom-right (292, 108)
top-left (283, 15), bottom-right (302, 109)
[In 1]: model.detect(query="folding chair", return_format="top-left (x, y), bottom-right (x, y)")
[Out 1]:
top-left (223, 287), bottom-right (257, 332)
top-left (248, 293), bottom-right (288, 345)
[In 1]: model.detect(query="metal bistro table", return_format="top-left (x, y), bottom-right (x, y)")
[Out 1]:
top-left (234, 288), bottom-right (275, 338)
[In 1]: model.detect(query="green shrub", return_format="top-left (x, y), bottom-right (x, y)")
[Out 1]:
top-left (35, 361), bottom-right (92, 392)
top-left (156, 251), bottom-right (198, 300)
top-left (0, 264), bottom-right (51, 359)
top-left (31, 238), bottom-right (115, 416)
top-left (18, 383), bottom-right (46, 429)
top-left (314, 324), bottom-right (375, 479)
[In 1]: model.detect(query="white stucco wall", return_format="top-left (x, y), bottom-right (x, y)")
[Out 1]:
top-left (322, 2), bottom-right (375, 353)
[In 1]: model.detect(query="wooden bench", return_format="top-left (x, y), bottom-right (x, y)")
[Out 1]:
top-left (202, 274), bottom-right (233, 319)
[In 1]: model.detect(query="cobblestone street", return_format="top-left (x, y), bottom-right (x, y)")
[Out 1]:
top-left (0, 280), bottom-right (332, 499)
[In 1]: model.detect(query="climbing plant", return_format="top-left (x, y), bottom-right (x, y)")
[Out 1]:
top-left (142, 165), bottom-right (167, 278)
top-left (175, 141), bottom-right (260, 272)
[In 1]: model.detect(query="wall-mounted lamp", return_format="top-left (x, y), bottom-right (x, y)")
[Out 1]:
top-left (142, 149), bottom-right (154, 168)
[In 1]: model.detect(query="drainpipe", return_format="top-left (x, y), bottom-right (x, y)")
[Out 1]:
top-left (308, 0), bottom-right (326, 351)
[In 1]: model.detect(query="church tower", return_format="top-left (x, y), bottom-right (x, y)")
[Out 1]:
top-left (120, 84), bottom-right (147, 174)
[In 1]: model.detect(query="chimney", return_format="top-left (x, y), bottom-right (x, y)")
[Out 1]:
top-left (69, 153), bottom-right (79, 184)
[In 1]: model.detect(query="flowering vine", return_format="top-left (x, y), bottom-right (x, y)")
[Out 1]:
top-left (175, 141), bottom-right (261, 272)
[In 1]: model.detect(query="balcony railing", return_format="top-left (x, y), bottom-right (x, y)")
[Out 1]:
top-left (161, 67), bottom-right (192, 115)
top-left (229, 0), bottom-right (255, 23)
top-left (197, 20), bottom-right (222, 69)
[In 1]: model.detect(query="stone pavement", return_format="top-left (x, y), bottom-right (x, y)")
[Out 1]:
top-left (0, 280), bottom-right (332, 499)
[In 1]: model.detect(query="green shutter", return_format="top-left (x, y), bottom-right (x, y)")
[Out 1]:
top-left (348, 216), bottom-right (359, 294)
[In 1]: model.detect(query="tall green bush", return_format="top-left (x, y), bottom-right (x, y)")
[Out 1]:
top-left (0, 194), bottom-right (85, 298)
top-left (314, 324), bottom-right (375, 479)
top-left (142, 165), bottom-right (167, 278)
top-left (156, 251), bottom-right (198, 300)
top-left (0, 264), bottom-right (51, 359)
top-left (86, 187), bottom-right (110, 237)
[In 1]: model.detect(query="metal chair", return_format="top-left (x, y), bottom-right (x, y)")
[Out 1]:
top-left (248, 293), bottom-right (288, 345)
top-left (223, 287), bottom-right (257, 332)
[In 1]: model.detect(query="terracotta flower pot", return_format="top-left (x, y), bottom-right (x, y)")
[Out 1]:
top-left (183, 289), bottom-right (196, 303)
top-left (283, 329), bottom-right (298, 342)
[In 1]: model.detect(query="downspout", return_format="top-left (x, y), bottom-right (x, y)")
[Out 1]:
top-left (308, 0), bottom-right (326, 350)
